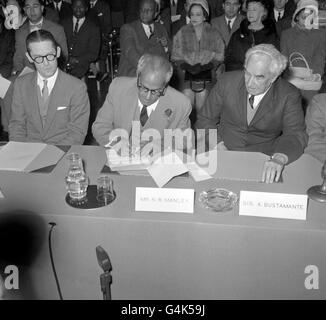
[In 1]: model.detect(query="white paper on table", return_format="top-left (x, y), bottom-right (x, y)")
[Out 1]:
top-left (106, 148), bottom-right (151, 171)
top-left (147, 151), bottom-right (189, 187)
top-left (186, 161), bottom-right (212, 182)
top-left (0, 142), bottom-right (47, 171)
top-left (18, 66), bottom-right (34, 78)
top-left (0, 75), bottom-right (11, 99)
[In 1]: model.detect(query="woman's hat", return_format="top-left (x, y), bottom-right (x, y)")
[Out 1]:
top-left (188, 0), bottom-right (210, 17)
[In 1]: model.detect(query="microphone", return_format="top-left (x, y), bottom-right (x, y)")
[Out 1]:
top-left (96, 246), bottom-right (112, 300)
top-left (307, 160), bottom-right (326, 202)
top-left (96, 245), bottom-right (112, 273)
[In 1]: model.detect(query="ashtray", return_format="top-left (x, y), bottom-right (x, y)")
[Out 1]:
top-left (199, 188), bottom-right (238, 212)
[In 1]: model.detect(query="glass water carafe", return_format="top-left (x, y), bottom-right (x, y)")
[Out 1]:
top-left (65, 153), bottom-right (89, 200)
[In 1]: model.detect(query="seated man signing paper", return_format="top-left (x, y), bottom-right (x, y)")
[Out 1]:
top-left (92, 53), bottom-right (193, 156)
top-left (195, 44), bottom-right (307, 183)
top-left (9, 30), bottom-right (90, 145)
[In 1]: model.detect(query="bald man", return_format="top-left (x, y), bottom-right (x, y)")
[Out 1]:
top-left (92, 53), bottom-right (192, 150)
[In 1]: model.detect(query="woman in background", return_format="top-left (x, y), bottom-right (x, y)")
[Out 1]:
top-left (172, 0), bottom-right (224, 116)
top-left (225, 0), bottom-right (278, 71)
top-left (281, 0), bottom-right (326, 110)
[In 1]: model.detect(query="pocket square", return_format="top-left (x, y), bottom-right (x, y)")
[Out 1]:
top-left (57, 106), bottom-right (67, 110)
top-left (98, 13), bottom-right (103, 16)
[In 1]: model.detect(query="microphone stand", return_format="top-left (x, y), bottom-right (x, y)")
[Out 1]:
top-left (96, 246), bottom-right (113, 300)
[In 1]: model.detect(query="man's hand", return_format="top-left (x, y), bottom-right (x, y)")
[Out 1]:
top-left (262, 153), bottom-right (288, 184)
top-left (214, 141), bottom-right (228, 151)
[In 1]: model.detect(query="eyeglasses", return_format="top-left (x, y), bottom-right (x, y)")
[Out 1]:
top-left (30, 53), bottom-right (57, 64)
top-left (137, 77), bottom-right (166, 96)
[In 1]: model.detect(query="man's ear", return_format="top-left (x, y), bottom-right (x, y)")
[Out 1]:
top-left (56, 46), bottom-right (61, 58)
top-left (26, 51), bottom-right (34, 63)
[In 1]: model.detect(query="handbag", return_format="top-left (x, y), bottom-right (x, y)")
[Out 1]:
top-left (287, 52), bottom-right (322, 91)
top-left (185, 67), bottom-right (212, 93)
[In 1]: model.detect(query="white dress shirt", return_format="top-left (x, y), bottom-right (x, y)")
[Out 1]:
top-left (73, 16), bottom-right (85, 33)
top-left (138, 99), bottom-right (160, 118)
top-left (37, 69), bottom-right (59, 97)
top-left (274, 8), bottom-right (285, 21)
top-left (29, 17), bottom-right (43, 32)
top-left (142, 23), bottom-right (154, 38)
top-left (225, 15), bottom-right (237, 30)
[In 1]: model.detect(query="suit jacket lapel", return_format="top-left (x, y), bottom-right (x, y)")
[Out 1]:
top-left (136, 20), bottom-right (149, 42)
top-left (249, 85), bottom-right (275, 126)
top-left (30, 73), bottom-right (44, 135)
top-left (144, 95), bottom-right (174, 134)
top-left (122, 80), bottom-right (139, 134)
top-left (42, 70), bottom-right (62, 135)
top-left (237, 76), bottom-right (248, 127)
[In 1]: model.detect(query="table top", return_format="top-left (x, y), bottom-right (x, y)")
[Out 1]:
top-left (0, 145), bottom-right (325, 232)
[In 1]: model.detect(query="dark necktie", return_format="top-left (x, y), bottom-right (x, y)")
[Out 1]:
top-left (148, 24), bottom-right (153, 38)
top-left (73, 18), bottom-right (80, 36)
top-left (277, 11), bottom-right (282, 21)
top-left (140, 105), bottom-right (148, 126)
top-left (227, 19), bottom-right (232, 33)
top-left (55, 3), bottom-right (59, 11)
top-left (249, 95), bottom-right (255, 109)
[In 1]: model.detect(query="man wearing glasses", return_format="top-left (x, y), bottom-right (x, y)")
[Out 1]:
top-left (92, 53), bottom-right (192, 151)
top-left (9, 30), bottom-right (90, 145)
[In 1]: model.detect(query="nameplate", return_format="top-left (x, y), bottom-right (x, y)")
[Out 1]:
top-left (135, 187), bottom-right (194, 213)
top-left (239, 191), bottom-right (308, 220)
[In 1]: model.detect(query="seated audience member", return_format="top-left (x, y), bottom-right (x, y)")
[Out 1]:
top-left (269, 0), bottom-right (292, 38)
top-left (13, 0), bottom-right (68, 74)
top-left (172, 0), bottom-right (224, 114)
top-left (225, 0), bottom-right (278, 72)
top-left (92, 53), bottom-right (192, 150)
top-left (207, 0), bottom-right (224, 18)
top-left (195, 44), bottom-right (307, 183)
top-left (0, 15), bottom-right (15, 138)
top-left (62, 0), bottom-right (101, 79)
top-left (281, 0), bottom-right (326, 109)
top-left (211, 0), bottom-right (244, 47)
top-left (171, 0), bottom-right (190, 36)
top-left (117, 0), bottom-right (170, 77)
top-left (305, 94), bottom-right (326, 162)
top-left (43, 2), bottom-right (60, 23)
top-left (9, 30), bottom-right (90, 144)
top-left (47, 0), bottom-right (73, 23)
top-left (154, 0), bottom-right (172, 36)
top-left (88, 0), bottom-right (112, 80)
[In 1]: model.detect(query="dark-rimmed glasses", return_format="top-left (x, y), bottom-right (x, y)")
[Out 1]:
top-left (29, 53), bottom-right (57, 64)
top-left (137, 76), bottom-right (166, 97)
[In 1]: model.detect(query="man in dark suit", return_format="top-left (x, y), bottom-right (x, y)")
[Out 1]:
top-left (268, 0), bottom-right (293, 38)
top-left (118, 0), bottom-right (170, 77)
top-left (92, 53), bottom-right (192, 152)
top-left (208, 0), bottom-right (224, 18)
top-left (195, 44), bottom-right (307, 183)
top-left (47, 0), bottom-right (73, 23)
top-left (62, 0), bottom-right (101, 79)
top-left (9, 30), bottom-right (90, 145)
top-left (211, 0), bottom-right (244, 46)
top-left (13, 0), bottom-right (68, 74)
top-left (88, 0), bottom-right (112, 78)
